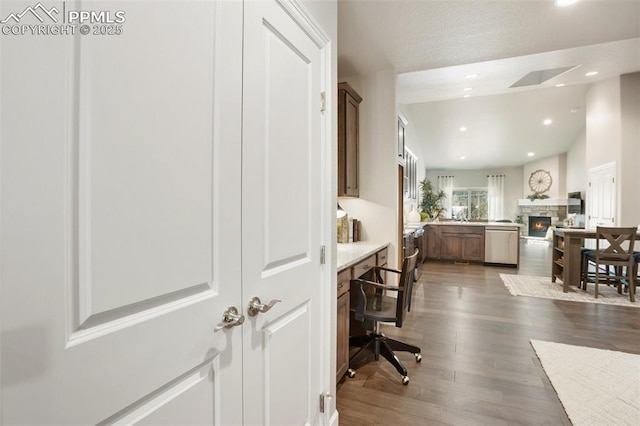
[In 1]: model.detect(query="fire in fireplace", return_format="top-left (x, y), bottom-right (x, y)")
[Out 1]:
top-left (529, 216), bottom-right (551, 237)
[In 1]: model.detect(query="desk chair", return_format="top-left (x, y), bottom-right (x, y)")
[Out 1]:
top-left (581, 226), bottom-right (637, 302)
top-left (347, 249), bottom-right (421, 385)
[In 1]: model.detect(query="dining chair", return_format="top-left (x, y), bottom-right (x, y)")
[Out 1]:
top-left (581, 226), bottom-right (637, 301)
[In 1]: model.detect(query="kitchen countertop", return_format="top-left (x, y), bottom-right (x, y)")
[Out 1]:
top-left (424, 221), bottom-right (523, 227)
top-left (337, 241), bottom-right (389, 272)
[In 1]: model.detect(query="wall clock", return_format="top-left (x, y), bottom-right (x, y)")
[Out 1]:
top-left (528, 169), bottom-right (552, 194)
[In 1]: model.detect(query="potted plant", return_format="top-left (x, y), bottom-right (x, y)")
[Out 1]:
top-left (419, 179), bottom-right (446, 220)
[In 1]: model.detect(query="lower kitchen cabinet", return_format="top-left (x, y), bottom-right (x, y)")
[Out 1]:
top-left (426, 225), bottom-right (485, 262)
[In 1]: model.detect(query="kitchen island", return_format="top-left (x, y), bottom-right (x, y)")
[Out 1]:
top-left (424, 222), bottom-right (522, 267)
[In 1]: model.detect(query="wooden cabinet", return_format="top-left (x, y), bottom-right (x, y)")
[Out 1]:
top-left (336, 268), bottom-right (351, 382)
top-left (338, 82), bottom-right (362, 197)
top-left (425, 225), bottom-right (485, 262)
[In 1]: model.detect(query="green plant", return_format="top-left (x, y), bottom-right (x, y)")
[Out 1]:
top-left (526, 193), bottom-right (550, 201)
top-left (419, 179), bottom-right (446, 220)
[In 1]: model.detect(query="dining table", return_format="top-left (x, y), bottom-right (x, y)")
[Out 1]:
top-left (552, 228), bottom-right (640, 293)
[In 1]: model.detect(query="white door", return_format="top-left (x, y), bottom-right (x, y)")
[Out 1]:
top-left (588, 162), bottom-right (617, 229)
top-left (2, 1), bottom-right (331, 424)
top-left (1, 1), bottom-right (245, 424)
top-left (241, 1), bottom-right (328, 425)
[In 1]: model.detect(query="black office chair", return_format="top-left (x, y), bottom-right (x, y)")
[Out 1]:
top-left (346, 249), bottom-right (421, 385)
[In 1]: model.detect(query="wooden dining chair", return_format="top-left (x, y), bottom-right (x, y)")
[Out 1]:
top-left (581, 226), bottom-right (637, 301)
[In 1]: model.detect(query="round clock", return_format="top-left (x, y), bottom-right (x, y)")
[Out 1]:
top-left (528, 169), bottom-right (552, 194)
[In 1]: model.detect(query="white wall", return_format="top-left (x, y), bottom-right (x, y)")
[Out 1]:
top-left (585, 75), bottom-right (640, 226)
top-left (620, 73), bottom-right (640, 226)
top-left (566, 129), bottom-right (586, 196)
top-left (338, 71), bottom-right (400, 270)
top-left (522, 154), bottom-right (565, 199)
top-left (586, 77), bottom-right (622, 170)
top-left (424, 167), bottom-right (523, 221)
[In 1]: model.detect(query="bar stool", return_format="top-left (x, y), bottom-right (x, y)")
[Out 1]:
top-left (580, 226), bottom-right (637, 301)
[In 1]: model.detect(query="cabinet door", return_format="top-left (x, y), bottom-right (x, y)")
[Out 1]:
top-left (440, 231), bottom-right (463, 259)
top-left (336, 291), bottom-right (350, 382)
top-left (338, 83), bottom-right (362, 198)
top-left (426, 226), bottom-right (439, 259)
top-left (462, 234), bottom-right (485, 261)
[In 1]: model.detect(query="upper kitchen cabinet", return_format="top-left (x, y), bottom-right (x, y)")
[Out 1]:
top-left (338, 82), bottom-right (362, 197)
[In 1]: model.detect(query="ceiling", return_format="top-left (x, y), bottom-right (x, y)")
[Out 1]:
top-left (338, 0), bottom-right (640, 169)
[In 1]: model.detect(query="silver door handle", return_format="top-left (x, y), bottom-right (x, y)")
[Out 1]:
top-left (214, 306), bottom-right (245, 332)
top-left (247, 297), bottom-right (281, 317)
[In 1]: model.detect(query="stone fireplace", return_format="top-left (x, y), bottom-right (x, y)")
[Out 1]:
top-left (518, 198), bottom-right (578, 237)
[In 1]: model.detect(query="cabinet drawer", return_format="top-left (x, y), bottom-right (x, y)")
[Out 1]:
top-left (337, 268), bottom-right (351, 298)
top-left (376, 248), bottom-right (388, 266)
top-left (352, 255), bottom-right (375, 278)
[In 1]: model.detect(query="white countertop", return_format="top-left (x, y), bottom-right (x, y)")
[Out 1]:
top-left (336, 241), bottom-right (389, 272)
top-left (424, 221), bottom-right (523, 227)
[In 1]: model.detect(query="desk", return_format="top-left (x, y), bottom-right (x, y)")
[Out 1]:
top-left (552, 229), bottom-right (640, 292)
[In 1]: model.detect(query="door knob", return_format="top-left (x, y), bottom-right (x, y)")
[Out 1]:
top-left (247, 297), bottom-right (281, 317)
top-left (214, 306), bottom-right (245, 332)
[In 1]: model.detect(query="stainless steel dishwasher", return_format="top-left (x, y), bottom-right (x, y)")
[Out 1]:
top-left (484, 226), bottom-right (520, 267)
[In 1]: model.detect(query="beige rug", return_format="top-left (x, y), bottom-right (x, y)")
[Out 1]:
top-left (500, 274), bottom-right (640, 308)
top-left (531, 340), bottom-right (640, 426)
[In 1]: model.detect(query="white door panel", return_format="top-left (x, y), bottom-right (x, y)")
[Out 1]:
top-left (1, 1), bottom-right (243, 424)
top-left (588, 163), bottom-right (616, 229)
top-left (242, 1), bottom-right (325, 424)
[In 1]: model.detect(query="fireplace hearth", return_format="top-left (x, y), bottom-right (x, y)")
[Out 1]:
top-left (529, 216), bottom-right (551, 238)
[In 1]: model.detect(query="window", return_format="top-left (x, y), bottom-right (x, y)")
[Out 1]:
top-left (451, 188), bottom-right (488, 220)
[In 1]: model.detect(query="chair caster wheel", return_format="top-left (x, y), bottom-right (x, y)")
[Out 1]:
top-left (402, 376), bottom-right (409, 385)
top-left (415, 353), bottom-right (422, 362)
top-left (346, 369), bottom-right (356, 378)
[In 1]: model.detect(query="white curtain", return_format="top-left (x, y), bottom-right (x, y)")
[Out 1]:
top-left (437, 175), bottom-right (454, 218)
top-left (487, 174), bottom-right (505, 220)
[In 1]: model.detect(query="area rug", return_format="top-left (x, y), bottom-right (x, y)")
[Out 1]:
top-left (500, 274), bottom-right (640, 308)
top-left (531, 340), bottom-right (640, 426)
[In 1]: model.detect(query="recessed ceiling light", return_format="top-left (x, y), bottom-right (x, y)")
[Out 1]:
top-left (528, 152), bottom-right (535, 157)
top-left (555, 0), bottom-right (580, 6)
top-left (463, 87), bottom-right (473, 91)
top-left (460, 156), bottom-right (466, 160)
top-left (555, 83), bottom-right (565, 87)
top-left (570, 107), bottom-right (580, 113)
top-left (585, 71), bottom-right (599, 77)
top-left (543, 119), bottom-right (553, 125)
top-left (465, 74), bottom-right (478, 79)
top-left (463, 94), bottom-right (471, 98)
top-left (460, 126), bottom-right (467, 131)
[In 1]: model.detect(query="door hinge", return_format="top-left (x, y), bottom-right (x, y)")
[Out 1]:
top-left (319, 393), bottom-right (333, 413)
top-left (320, 245), bottom-right (326, 264)
top-left (612, 177), bottom-right (615, 183)
top-left (320, 91), bottom-right (326, 112)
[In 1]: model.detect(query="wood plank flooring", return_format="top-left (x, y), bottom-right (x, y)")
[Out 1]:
top-left (336, 239), bottom-right (640, 425)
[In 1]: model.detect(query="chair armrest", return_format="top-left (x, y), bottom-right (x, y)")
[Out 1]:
top-left (352, 278), bottom-right (401, 292)
top-left (373, 266), bottom-right (402, 275)
top-left (351, 278), bottom-right (403, 322)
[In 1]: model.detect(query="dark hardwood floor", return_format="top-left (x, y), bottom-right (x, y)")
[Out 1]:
top-left (336, 239), bottom-right (640, 425)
